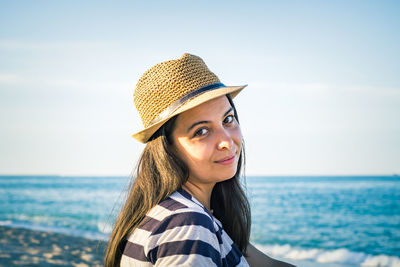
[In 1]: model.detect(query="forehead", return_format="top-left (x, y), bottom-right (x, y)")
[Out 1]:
top-left (175, 96), bottom-right (232, 127)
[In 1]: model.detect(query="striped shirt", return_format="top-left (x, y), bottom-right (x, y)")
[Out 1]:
top-left (120, 188), bottom-right (250, 266)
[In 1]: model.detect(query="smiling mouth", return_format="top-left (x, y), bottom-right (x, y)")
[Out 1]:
top-left (215, 155), bottom-right (236, 165)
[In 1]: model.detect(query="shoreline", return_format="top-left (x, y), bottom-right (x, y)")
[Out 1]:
top-left (0, 226), bottom-right (107, 266)
top-left (1, 225), bottom-right (398, 267)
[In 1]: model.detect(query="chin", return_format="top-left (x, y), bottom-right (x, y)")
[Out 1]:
top-left (220, 168), bottom-right (238, 181)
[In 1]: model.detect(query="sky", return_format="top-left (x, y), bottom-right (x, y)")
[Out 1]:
top-left (1, 0), bottom-right (399, 176)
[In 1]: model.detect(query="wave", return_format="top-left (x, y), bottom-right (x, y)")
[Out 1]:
top-left (0, 220), bottom-right (12, 226)
top-left (256, 244), bottom-right (400, 267)
top-left (97, 221), bottom-right (113, 235)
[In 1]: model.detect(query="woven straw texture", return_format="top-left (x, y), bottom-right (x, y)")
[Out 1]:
top-left (134, 53), bottom-right (220, 127)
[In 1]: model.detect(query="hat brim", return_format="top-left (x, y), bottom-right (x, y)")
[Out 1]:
top-left (132, 84), bottom-right (247, 143)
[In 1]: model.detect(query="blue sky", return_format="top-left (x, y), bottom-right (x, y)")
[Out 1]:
top-left (1, 0), bottom-right (399, 175)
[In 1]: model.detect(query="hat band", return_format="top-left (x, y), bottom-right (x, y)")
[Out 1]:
top-left (148, 82), bottom-right (226, 127)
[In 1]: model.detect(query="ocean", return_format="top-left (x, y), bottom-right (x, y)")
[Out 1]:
top-left (0, 175), bottom-right (399, 267)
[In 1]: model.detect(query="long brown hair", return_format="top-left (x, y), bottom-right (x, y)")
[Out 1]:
top-left (105, 95), bottom-right (251, 266)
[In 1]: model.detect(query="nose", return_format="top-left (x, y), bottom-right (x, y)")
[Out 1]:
top-left (217, 128), bottom-right (234, 150)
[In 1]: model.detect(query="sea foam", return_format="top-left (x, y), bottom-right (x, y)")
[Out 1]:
top-left (256, 243), bottom-right (400, 267)
top-left (97, 221), bottom-right (113, 234)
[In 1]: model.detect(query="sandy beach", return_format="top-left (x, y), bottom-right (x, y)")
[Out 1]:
top-left (0, 226), bottom-right (106, 266)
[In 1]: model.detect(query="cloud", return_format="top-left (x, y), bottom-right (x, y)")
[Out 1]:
top-left (0, 39), bottom-right (115, 51)
top-left (0, 74), bottom-right (21, 84)
top-left (246, 81), bottom-right (400, 96)
top-left (0, 72), bottom-right (131, 93)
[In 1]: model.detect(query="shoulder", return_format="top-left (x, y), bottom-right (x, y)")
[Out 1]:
top-left (121, 190), bottom-right (222, 266)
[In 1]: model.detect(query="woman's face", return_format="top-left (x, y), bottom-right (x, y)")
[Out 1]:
top-left (172, 96), bottom-right (242, 187)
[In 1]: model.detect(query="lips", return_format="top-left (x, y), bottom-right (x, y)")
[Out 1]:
top-left (214, 154), bottom-right (236, 164)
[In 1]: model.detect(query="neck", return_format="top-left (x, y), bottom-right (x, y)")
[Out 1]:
top-left (182, 181), bottom-right (215, 211)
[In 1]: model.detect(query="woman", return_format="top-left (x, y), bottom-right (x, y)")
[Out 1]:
top-left (105, 53), bottom-right (294, 267)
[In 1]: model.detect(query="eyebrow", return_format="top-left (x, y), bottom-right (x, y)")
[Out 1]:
top-left (186, 107), bottom-right (233, 133)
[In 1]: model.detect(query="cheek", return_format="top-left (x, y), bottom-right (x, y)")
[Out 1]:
top-left (231, 126), bottom-right (243, 147)
top-left (175, 139), bottom-right (213, 165)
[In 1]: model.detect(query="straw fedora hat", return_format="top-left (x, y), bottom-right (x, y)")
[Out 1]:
top-left (132, 53), bottom-right (247, 143)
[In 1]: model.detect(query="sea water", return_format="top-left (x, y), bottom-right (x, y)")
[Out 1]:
top-left (0, 175), bottom-right (399, 267)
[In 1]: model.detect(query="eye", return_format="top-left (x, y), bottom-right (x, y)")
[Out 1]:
top-left (223, 115), bottom-right (234, 124)
top-left (193, 127), bottom-right (209, 137)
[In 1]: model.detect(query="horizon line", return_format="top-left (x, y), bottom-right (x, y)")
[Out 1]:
top-left (0, 173), bottom-right (398, 178)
